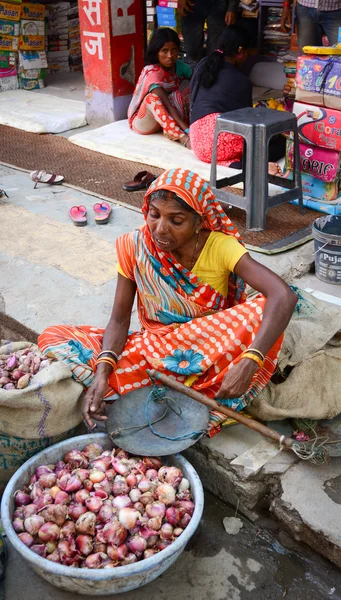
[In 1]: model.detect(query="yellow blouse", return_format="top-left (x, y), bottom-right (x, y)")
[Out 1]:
top-left (116, 231), bottom-right (248, 297)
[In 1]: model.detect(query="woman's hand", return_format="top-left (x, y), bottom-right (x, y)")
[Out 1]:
top-left (83, 373), bottom-right (109, 429)
top-left (215, 359), bottom-right (258, 400)
top-left (225, 11), bottom-right (237, 26)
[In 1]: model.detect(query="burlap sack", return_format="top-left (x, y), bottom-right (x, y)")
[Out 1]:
top-left (0, 341), bottom-right (84, 439)
top-left (249, 289), bottom-right (341, 422)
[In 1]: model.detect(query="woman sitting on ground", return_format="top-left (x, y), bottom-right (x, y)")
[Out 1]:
top-left (38, 169), bottom-right (297, 436)
top-left (190, 26), bottom-right (285, 174)
top-left (128, 28), bottom-right (192, 148)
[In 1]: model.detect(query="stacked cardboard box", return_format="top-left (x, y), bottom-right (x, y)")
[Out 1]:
top-left (45, 2), bottom-right (81, 74)
top-left (19, 2), bottom-right (46, 89)
top-left (67, 3), bottom-right (81, 72)
top-left (146, 0), bottom-right (156, 43)
top-left (156, 2), bottom-right (180, 30)
top-left (0, 0), bottom-right (21, 91)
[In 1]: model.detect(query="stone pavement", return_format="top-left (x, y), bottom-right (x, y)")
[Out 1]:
top-left (1, 163), bottom-right (341, 573)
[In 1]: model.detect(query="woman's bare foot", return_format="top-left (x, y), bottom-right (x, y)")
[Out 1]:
top-left (268, 162), bottom-right (282, 176)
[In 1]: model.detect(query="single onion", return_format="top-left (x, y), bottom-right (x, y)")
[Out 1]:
top-left (145, 501), bottom-right (166, 519)
top-left (58, 473), bottom-right (71, 491)
top-left (118, 508), bottom-right (139, 531)
top-left (103, 521), bottom-right (127, 546)
top-left (39, 473), bottom-right (57, 489)
top-left (13, 507), bottom-right (25, 519)
top-left (84, 552), bottom-right (107, 569)
top-left (83, 479), bottom-right (94, 492)
top-left (91, 460), bottom-right (108, 474)
top-left (74, 489), bottom-right (90, 505)
top-left (147, 516), bottom-right (162, 531)
top-left (18, 532), bottom-right (34, 547)
top-left (175, 500), bottom-right (195, 517)
top-left (94, 478), bottom-right (111, 495)
top-left (76, 511), bottom-right (96, 536)
top-left (129, 488), bottom-right (141, 504)
top-left (179, 513), bottom-right (191, 529)
top-left (38, 522), bottom-right (60, 542)
top-left (145, 469), bottom-right (158, 481)
top-left (126, 473), bottom-right (137, 488)
top-left (54, 491), bottom-right (70, 505)
top-left (128, 535), bottom-right (147, 557)
top-left (89, 471), bottom-right (105, 484)
top-left (63, 449), bottom-right (88, 470)
top-left (112, 495), bottom-right (132, 510)
top-left (34, 492), bottom-right (53, 511)
top-left (139, 527), bottom-right (159, 540)
top-left (60, 521), bottom-right (76, 539)
top-left (31, 544), bottom-right (47, 557)
top-left (12, 518), bottom-right (25, 533)
top-left (58, 540), bottom-right (77, 563)
top-left (156, 539), bottom-right (172, 551)
top-left (14, 491), bottom-right (31, 507)
top-left (50, 486), bottom-right (61, 500)
top-left (76, 534), bottom-right (94, 556)
top-left (47, 551), bottom-right (61, 563)
top-left (165, 507), bottom-right (181, 526)
top-left (30, 483), bottom-right (43, 501)
top-left (98, 504), bottom-right (114, 523)
top-left (137, 478), bottom-right (152, 493)
top-left (94, 486), bottom-right (109, 499)
top-left (35, 465), bottom-right (53, 478)
top-left (38, 504), bottom-right (68, 527)
top-left (46, 541), bottom-right (57, 555)
top-left (54, 461), bottom-right (67, 477)
top-left (156, 484), bottom-right (176, 506)
top-left (107, 543), bottom-right (127, 561)
top-left (160, 523), bottom-right (173, 540)
top-left (112, 478), bottom-right (129, 497)
top-left (173, 527), bottom-right (184, 537)
top-left (178, 478), bottom-right (190, 493)
top-left (82, 443), bottom-right (104, 461)
top-left (121, 553), bottom-right (138, 565)
top-left (23, 504), bottom-right (38, 519)
top-left (132, 460), bottom-right (146, 475)
top-left (94, 541), bottom-right (108, 554)
top-left (144, 457), bottom-right (163, 470)
top-left (139, 492), bottom-right (153, 506)
top-left (68, 503), bottom-right (87, 521)
top-left (74, 469), bottom-right (90, 483)
top-left (133, 502), bottom-right (144, 514)
top-left (24, 515), bottom-right (44, 536)
top-left (164, 467), bottom-right (183, 488)
top-left (65, 476), bottom-right (82, 493)
top-left (85, 497), bottom-right (103, 513)
top-left (112, 459), bottom-right (131, 477)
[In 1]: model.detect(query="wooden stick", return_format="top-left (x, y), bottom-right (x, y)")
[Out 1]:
top-left (147, 369), bottom-right (294, 449)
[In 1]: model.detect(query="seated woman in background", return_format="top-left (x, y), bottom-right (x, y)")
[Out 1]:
top-left (190, 26), bottom-right (285, 173)
top-left (128, 28), bottom-right (192, 148)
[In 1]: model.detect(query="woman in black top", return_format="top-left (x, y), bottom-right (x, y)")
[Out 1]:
top-left (190, 26), bottom-right (282, 174)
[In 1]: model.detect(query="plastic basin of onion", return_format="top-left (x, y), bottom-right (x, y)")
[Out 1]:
top-left (1, 433), bottom-right (204, 596)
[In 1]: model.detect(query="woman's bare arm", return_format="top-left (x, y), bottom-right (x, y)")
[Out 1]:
top-left (216, 254), bottom-right (297, 399)
top-left (83, 274), bottom-right (137, 428)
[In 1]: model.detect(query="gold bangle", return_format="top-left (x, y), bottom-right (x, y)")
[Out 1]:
top-left (95, 358), bottom-right (117, 372)
top-left (241, 352), bottom-right (264, 369)
top-left (247, 348), bottom-right (265, 361)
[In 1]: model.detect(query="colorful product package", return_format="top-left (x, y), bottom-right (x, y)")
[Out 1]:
top-left (19, 75), bottom-right (45, 89)
top-left (21, 3), bottom-right (45, 21)
top-left (19, 50), bottom-right (47, 69)
top-left (0, 50), bottom-right (16, 66)
top-left (0, 19), bottom-right (19, 35)
top-left (286, 138), bottom-right (341, 182)
top-left (0, 2), bottom-right (21, 21)
top-left (296, 55), bottom-right (341, 110)
top-left (0, 74), bottom-right (18, 90)
top-left (293, 102), bottom-right (341, 152)
top-left (20, 66), bottom-right (45, 79)
top-left (301, 172), bottom-right (340, 201)
top-left (0, 34), bottom-right (18, 51)
top-left (21, 19), bottom-right (44, 35)
top-left (19, 35), bottom-right (44, 51)
top-left (0, 65), bottom-right (17, 77)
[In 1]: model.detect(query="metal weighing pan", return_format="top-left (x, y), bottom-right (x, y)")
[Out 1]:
top-left (106, 386), bottom-right (209, 456)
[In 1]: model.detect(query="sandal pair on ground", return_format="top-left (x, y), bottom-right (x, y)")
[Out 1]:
top-left (69, 203), bottom-right (112, 226)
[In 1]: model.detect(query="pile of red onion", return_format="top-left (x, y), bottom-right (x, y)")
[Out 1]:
top-left (0, 347), bottom-right (51, 390)
top-left (12, 443), bottom-right (194, 568)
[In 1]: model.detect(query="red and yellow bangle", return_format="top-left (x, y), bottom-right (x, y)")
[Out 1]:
top-left (240, 352), bottom-right (264, 370)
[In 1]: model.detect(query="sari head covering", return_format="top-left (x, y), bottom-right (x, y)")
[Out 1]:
top-left (143, 168), bottom-right (246, 307)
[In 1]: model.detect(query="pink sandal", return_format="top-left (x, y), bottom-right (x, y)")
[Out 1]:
top-left (93, 202), bottom-right (112, 225)
top-left (69, 205), bottom-right (87, 227)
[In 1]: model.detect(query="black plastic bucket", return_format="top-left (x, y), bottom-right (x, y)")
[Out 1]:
top-left (312, 215), bottom-right (341, 285)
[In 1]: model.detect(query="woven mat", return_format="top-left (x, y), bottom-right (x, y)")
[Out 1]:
top-left (0, 125), bottom-right (322, 253)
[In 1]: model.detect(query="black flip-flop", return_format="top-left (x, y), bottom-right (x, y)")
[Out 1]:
top-left (122, 171), bottom-right (156, 192)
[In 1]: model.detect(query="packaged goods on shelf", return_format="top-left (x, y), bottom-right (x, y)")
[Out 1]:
top-left (19, 74), bottom-right (45, 88)
top-left (0, 19), bottom-right (19, 35)
top-left (0, 72), bottom-right (18, 89)
top-left (21, 3), bottom-right (45, 21)
top-left (286, 138), bottom-right (341, 182)
top-left (21, 18), bottom-right (44, 35)
top-left (158, 0), bottom-right (178, 6)
top-left (0, 2), bottom-right (21, 22)
top-left (19, 34), bottom-right (44, 50)
top-left (293, 101), bottom-right (341, 151)
top-left (263, 8), bottom-right (290, 56)
top-left (0, 49), bottom-right (16, 66)
top-left (296, 55), bottom-right (341, 110)
top-left (0, 33), bottom-right (18, 50)
top-left (45, 2), bottom-right (81, 73)
top-left (301, 172), bottom-right (340, 201)
top-left (19, 49), bottom-right (47, 69)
